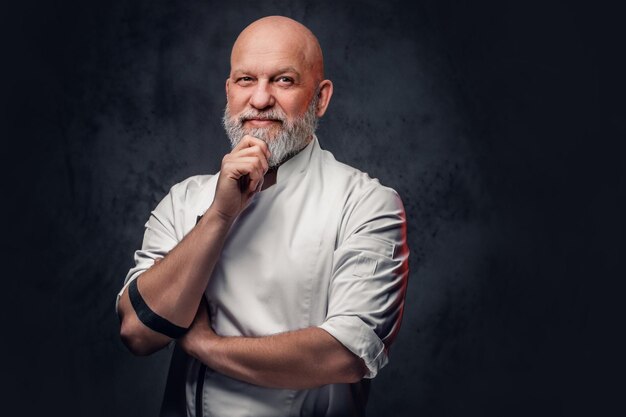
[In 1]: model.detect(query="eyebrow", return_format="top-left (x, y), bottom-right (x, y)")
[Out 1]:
top-left (232, 66), bottom-right (301, 76)
top-left (274, 66), bottom-right (299, 74)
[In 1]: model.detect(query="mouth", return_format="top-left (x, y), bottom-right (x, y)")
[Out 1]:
top-left (243, 118), bottom-right (283, 128)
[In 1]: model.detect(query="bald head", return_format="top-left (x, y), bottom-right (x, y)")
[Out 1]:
top-left (224, 16), bottom-right (334, 164)
top-left (231, 16), bottom-right (325, 83)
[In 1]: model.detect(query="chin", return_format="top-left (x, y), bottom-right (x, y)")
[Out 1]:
top-left (244, 127), bottom-right (281, 143)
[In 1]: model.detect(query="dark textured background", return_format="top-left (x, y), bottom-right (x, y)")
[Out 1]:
top-left (2, 0), bottom-right (622, 416)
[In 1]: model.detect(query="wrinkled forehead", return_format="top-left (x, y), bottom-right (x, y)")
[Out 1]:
top-left (231, 46), bottom-right (307, 77)
top-left (230, 22), bottom-right (323, 79)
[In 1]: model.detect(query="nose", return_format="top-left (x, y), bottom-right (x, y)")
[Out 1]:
top-left (249, 80), bottom-right (275, 110)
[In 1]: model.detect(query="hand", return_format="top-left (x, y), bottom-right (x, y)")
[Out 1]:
top-left (210, 135), bottom-right (271, 221)
top-left (179, 297), bottom-right (219, 358)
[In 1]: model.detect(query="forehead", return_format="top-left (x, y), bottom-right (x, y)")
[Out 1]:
top-left (230, 28), bottom-right (313, 75)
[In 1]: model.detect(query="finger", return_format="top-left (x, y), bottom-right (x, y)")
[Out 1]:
top-left (231, 145), bottom-right (269, 162)
top-left (223, 156), bottom-right (266, 177)
top-left (224, 169), bottom-right (264, 195)
top-left (231, 135), bottom-right (262, 151)
top-left (248, 175), bottom-right (264, 193)
top-left (230, 146), bottom-right (269, 172)
top-left (222, 157), bottom-right (267, 181)
top-left (233, 135), bottom-right (271, 159)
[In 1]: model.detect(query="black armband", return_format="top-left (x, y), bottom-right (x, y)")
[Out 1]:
top-left (128, 278), bottom-right (189, 339)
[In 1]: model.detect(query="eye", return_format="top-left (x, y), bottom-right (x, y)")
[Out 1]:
top-left (236, 76), bottom-right (254, 86)
top-left (275, 76), bottom-right (294, 86)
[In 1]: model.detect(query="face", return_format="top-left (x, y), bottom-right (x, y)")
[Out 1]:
top-left (223, 92), bottom-right (318, 168)
top-left (223, 29), bottom-right (325, 167)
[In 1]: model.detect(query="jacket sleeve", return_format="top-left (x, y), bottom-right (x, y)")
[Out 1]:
top-left (115, 185), bottom-right (180, 314)
top-left (318, 185), bottom-right (409, 378)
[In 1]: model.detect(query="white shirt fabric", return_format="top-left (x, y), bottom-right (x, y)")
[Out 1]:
top-left (118, 136), bottom-right (409, 417)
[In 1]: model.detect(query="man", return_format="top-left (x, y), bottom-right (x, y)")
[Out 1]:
top-left (117, 16), bottom-right (409, 417)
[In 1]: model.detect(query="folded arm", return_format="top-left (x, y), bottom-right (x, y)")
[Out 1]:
top-left (117, 209), bottom-right (234, 355)
top-left (179, 300), bottom-right (368, 389)
top-left (118, 136), bottom-right (271, 355)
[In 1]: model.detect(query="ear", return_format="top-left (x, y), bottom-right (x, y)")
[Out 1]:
top-left (315, 80), bottom-right (333, 118)
top-left (225, 78), bottom-right (230, 97)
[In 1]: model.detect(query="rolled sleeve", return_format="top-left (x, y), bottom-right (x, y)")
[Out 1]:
top-left (115, 186), bottom-right (180, 313)
top-left (319, 186), bottom-right (409, 379)
top-left (319, 315), bottom-right (388, 378)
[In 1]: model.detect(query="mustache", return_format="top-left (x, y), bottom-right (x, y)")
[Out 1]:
top-left (236, 108), bottom-right (287, 124)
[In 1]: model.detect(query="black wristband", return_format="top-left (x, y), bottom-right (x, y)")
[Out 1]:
top-left (128, 278), bottom-right (189, 339)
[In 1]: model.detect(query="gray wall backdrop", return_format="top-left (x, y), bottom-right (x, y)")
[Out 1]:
top-left (3, 0), bottom-right (621, 416)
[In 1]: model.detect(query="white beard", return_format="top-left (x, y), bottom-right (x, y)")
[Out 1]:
top-left (222, 95), bottom-right (319, 168)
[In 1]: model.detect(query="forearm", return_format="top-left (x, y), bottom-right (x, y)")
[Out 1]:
top-left (183, 326), bottom-right (367, 389)
top-left (118, 207), bottom-right (233, 354)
